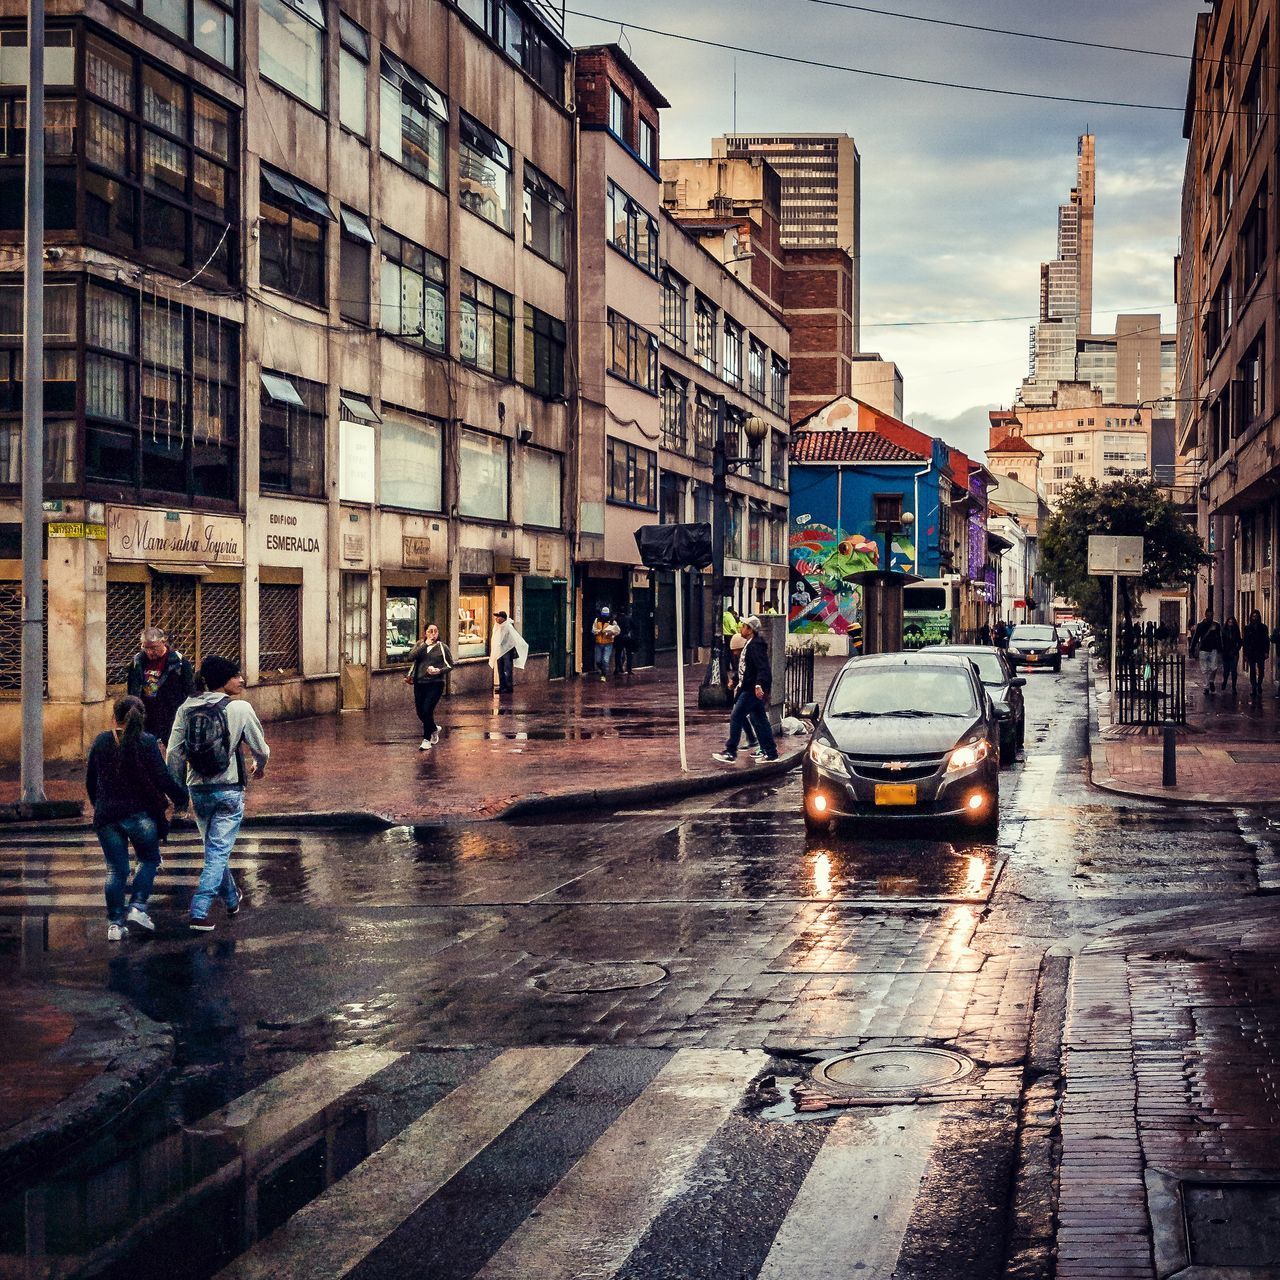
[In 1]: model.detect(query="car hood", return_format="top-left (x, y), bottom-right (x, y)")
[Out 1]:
top-left (820, 712), bottom-right (983, 756)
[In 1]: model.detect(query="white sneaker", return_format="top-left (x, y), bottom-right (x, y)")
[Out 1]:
top-left (711, 752), bottom-right (737, 763)
top-left (420, 738), bottom-right (432, 750)
top-left (126, 905), bottom-right (155, 932)
top-left (107, 923), bottom-right (126, 942)
top-left (430, 730), bottom-right (440, 745)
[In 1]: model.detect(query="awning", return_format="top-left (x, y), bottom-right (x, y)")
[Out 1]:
top-left (261, 372), bottom-right (305, 407)
top-left (339, 393), bottom-right (381, 423)
top-left (148, 562), bottom-right (212, 576)
top-left (261, 166), bottom-right (334, 220)
top-left (339, 207), bottom-right (375, 244)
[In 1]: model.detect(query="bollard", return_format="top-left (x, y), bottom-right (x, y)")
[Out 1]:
top-left (1162, 724), bottom-right (1177, 788)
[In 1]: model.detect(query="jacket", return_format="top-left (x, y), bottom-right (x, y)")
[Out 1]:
top-left (126, 648), bottom-right (195, 741)
top-left (1222, 621), bottom-right (1242, 658)
top-left (593, 618), bottom-right (620, 644)
top-left (1243, 620), bottom-right (1270, 662)
top-left (167, 692), bottom-right (270, 791)
top-left (1190, 618), bottom-right (1222, 654)
top-left (409, 640), bottom-right (453, 683)
top-left (86, 729), bottom-right (188, 831)
top-left (735, 635), bottom-right (773, 695)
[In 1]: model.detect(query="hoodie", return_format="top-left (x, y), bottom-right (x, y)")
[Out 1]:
top-left (166, 691), bottom-right (271, 791)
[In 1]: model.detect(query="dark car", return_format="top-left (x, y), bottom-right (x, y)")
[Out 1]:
top-left (802, 652), bottom-right (1001, 835)
top-left (1007, 623), bottom-right (1063, 672)
top-left (925, 644), bottom-right (1026, 764)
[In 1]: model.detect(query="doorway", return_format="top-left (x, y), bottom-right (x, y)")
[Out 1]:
top-left (340, 572), bottom-right (370, 710)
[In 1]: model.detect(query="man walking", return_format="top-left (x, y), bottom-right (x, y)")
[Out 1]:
top-left (168, 655), bottom-right (270, 932)
top-left (1189, 606), bottom-right (1224, 694)
top-left (592, 607), bottom-right (620, 682)
top-left (126, 627), bottom-right (195, 744)
top-left (712, 615), bottom-right (778, 764)
top-left (613, 606), bottom-right (635, 677)
top-left (489, 611), bottom-right (528, 694)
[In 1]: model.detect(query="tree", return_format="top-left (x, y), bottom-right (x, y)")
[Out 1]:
top-left (1038, 476), bottom-right (1207, 631)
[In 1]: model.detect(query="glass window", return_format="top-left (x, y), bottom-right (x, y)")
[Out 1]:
top-left (693, 388), bottom-right (717, 462)
top-left (385, 590), bottom-right (419, 664)
top-left (771, 429), bottom-right (787, 487)
top-left (605, 180), bottom-right (658, 275)
top-left (637, 116), bottom-right (655, 168)
top-left (459, 428), bottom-right (509, 521)
top-left (608, 84), bottom-right (627, 141)
top-left (457, 589), bottom-right (489, 658)
top-left (339, 393), bottom-right (379, 503)
top-left (661, 372), bottom-right (688, 453)
top-left (661, 269), bottom-right (686, 348)
top-left (339, 16), bottom-right (369, 137)
top-left (378, 228), bottom-right (447, 351)
top-left (523, 164), bottom-right (567, 265)
top-left (723, 320), bottom-right (742, 387)
top-left (379, 52), bottom-right (448, 189)
top-left (522, 448), bottom-right (561, 529)
top-left (260, 0), bottom-right (326, 110)
top-left (694, 296), bottom-right (716, 372)
top-left (606, 437), bottom-right (657, 509)
top-left (460, 272), bottom-right (514, 379)
top-left (260, 165), bottom-right (331, 306)
top-left (522, 305), bottom-right (566, 398)
top-left (381, 410), bottom-right (443, 511)
top-left (0, 28), bottom-right (76, 86)
top-left (339, 206), bottom-right (374, 324)
top-left (459, 113), bottom-right (513, 231)
top-left (260, 369), bottom-right (325, 497)
top-left (748, 339), bottom-right (766, 401)
top-left (607, 311), bottom-right (658, 393)
top-left (770, 357), bottom-right (787, 415)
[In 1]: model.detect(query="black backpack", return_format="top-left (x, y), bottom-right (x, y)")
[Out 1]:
top-left (184, 696), bottom-right (234, 777)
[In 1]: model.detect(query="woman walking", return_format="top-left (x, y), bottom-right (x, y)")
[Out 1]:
top-left (1243, 609), bottom-right (1269, 699)
top-left (406, 623), bottom-right (453, 750)
top-left (86, 695), bottom-right (188, 940)
top-left (1222, 614), bottom-right (1243, 694)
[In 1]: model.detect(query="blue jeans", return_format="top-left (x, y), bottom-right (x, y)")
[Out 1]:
top-left (725, 689), bottom-right (777, 758)
top-left (97, 812), bottom-right (162, 923)
top-left (190, 788), bottom-right (245, 920)
top-left (497, 651), bottom-right (514, 691)
top-left (595, 643), bottom-right (613, 676)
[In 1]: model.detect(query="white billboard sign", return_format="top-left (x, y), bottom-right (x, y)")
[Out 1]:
top-left (1088, 534), bottom-right (1144, 576)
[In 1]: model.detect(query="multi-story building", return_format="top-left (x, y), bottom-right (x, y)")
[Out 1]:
top-left (0, 0), bottom-right (576, 758)
top-left (848, 353), bottom-right (903, 419)
top-left (1179, 0), bottom-right (1276, 624)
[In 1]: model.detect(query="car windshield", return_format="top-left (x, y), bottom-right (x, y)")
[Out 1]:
top-left (963, 652), bottom-right (1006, 683)
top-left (828, 667), bottom-right (978, 718)
top-left (1012, 626), bottom-right (1056, 642)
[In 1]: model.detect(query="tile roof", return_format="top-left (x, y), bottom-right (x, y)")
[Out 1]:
top-left (790, 430), bottom-right (925, 464)
top-left (988, 433), bottom-right (1043, 456)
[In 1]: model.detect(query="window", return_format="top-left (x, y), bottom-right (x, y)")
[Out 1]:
top-left (0, 27), bottom-right (76, 87)
top-left (385, 590), bottom-right (419, 664)
top-left (605, 180), bottom-right (658, 275)
top-left (661, 372), bottom-right (688, 452)
top-left (1241, 333), bottom-right (1264, 431)
top-left (260, 0), bottom-right (326, 110)
top-left (660, 472), bottom-right (684, 524)
top-left (460, 272), bottom-right (514, 378)
top-left (379, 229), bottom-right (447, 351)
top-left (693, 388), bottom-right (717, 462)
top-left (723, 320), bottom-right (742, 387)
top-left (259, 584), bottom-right (301, 677)
top-left (379, 52), bottom-right (448, 189)
top-left (338, 392), bottom-right (379, 503)
top-left (522, 305), bottom-right (566, 398)
top-left (453, 0), bottom-right (567, 104)
top-left (608, 84), bottom-right (627, 142)
top-left (260, 165), bottom-right (331, 306)
top-left (770, 357), bottom-right (787, 415)
top-left (260, 369), bottom-right (325, 497)
top-left (607, 437), bottom-right (656, 509)
top-left (114, 0), bottom-right (236, 66)
top-left (607, 312), bottom-right (658, 392)
top-left (523, 165), bottom-right (567, 265)
top-left (339, 16), bottom-right (369, 137)
top-left (748, 507), bottom-right (764, 561)
top-left (457, 587), bottom-right (489, 657)
top-left (381, 410), bottom-right (443, 511)
top-left (339, 207), bottom-right (374, 324)
top-left (771, 429), bottom-right (786, 488)
top-left (1242, 184), bottom-right (1267, 292)
top-left (459, 428), bottom-right (509, 520)
top-left (460, 113), bottom-right (513, 230)
top-left (748, 339), bottom-right (766, 401)
top-left (694, 296), bottom-right (716, 372)
top-left (661, 269), bottom-right (686, 349)
top-left (522, 448), bottom-right (561, 528)
top-left (637, 116), bottom-right (655, 169)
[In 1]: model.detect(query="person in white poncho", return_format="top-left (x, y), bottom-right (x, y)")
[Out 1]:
top-left (489, 611), bottom-right (529, 693)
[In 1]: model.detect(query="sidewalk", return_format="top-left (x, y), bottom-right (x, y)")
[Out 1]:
top-left (0, 662), bottom-right (831, 828)
top-left (1089, 658), bottom-right (1280, 806)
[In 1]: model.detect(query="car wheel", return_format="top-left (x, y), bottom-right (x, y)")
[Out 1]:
top-left (1052, 659), bottom-right (1062, 672)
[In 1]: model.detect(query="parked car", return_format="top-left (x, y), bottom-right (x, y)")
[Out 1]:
top-left (801, 652), bottom-right (1001, 835)
top-left (1058, 629), bottom-right (1078, 658)
top-left (1006, 623), bottom-right (1063, 672)
top-left (925, 644), bottom-right (1026, 764)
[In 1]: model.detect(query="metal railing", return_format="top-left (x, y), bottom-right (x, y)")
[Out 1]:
top-left (1114, 635), bottom-right (1186, 725)
top-left (783, 647), bottom-right (815, 714)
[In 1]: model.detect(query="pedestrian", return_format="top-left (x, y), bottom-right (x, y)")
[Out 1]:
top-left (1222, 614), bottom-right (1242, 694)
top-left (712, 615), bottom-right (778, 764)
top-left (125, 627), bottom-right (195, 745)
top-left (167, 655), bottom-right (270, 933)
top-left (592, 606), bottom-right (620, 682)
top-left (406, 623), bottom-right (453, 749)
top-left (613, 606), bottom-right (635, 677)
top-left (1189, 606), bottom-right (1224, 694)
top-left (489, 611), bottom-right (528, 694)
top-left (727, 618), bottom-right (758, 750)
top-left (977, 621), bottom-right (992, 646)
top-left (1242, 609), bottom-right (1269, 699)
top-left (86, 695), bottom-right (189, 940)
top-left (994, 620), bottom-right (1009, 650)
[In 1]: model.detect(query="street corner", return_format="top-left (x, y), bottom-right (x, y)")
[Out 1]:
top-left (0, 984), bottom-right (174, 1191)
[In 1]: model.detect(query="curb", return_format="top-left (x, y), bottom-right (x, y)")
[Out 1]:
top-left (0, 990), bottom-right (174, 1191)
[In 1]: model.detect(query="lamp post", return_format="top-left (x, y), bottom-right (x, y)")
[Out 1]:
top-left (852, 498), bottom-right (919, 655)
top-left (699, 407), bottom-right (770, 708)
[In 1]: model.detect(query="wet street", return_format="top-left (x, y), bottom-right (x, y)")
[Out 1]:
top-left (1, 660), bottom-right (1274, 1279)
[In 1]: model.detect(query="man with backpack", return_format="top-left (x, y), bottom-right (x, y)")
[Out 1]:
top-left (167, 655), bottom-right (270, 932)
top-left (1189, 606), bottom-right (1224, 694)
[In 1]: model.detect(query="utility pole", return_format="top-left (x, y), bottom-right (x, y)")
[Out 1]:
top-left (21, 0), bottom-right (46, 804)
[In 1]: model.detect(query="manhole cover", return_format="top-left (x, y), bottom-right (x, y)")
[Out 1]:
top-left (1184, 1181), bottom-right (1280, 1266)
top-left (811, 1047), bottom-right (975, 1095)
top-left (536, 961), bottom-right (667, 994)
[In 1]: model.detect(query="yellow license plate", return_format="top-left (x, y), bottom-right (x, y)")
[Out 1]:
top-left (1025, 653), bottom-right (1038, 662)
top-left (875, 783), bottom-right (918, 806)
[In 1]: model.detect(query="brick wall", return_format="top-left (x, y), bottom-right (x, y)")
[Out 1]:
top-left (574, 47), bottom-right (661, 161)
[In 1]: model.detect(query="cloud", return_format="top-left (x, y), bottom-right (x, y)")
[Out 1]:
top-left (906, 405), bottom-right (1002, 459)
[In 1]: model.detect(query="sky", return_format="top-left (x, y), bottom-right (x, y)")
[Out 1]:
top-left (564, 0), bottom-right (1204, 458)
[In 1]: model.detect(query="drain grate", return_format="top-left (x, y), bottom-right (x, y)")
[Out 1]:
top-left (536, 961), bottom-right (667, 994)
top-left (811, 1047), bottom-right (975, 1096)
top-left (1184, 1181), bottom-right (1280, 1267)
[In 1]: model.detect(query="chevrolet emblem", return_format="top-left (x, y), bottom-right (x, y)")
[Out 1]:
top-left (883, 761), bottom-right (909, 772)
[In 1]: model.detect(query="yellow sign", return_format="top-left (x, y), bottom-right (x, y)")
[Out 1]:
top-left (48, 522), bottom-right (85, 538)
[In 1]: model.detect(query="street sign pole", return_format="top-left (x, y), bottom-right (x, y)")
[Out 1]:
top-left (674, 567), bottom-right (687, 772)
top-left (1110, 572), bottom-right (1119, 695)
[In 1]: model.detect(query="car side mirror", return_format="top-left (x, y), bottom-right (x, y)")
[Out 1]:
top-left (799, 701), bottom-right (819, 721)
top-left (1010, 677), bottom-right (1026, 688)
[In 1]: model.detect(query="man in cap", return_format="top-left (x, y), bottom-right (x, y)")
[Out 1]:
top-left (592, 606), bottom-right (621, 682)
top-left (712, 615), bottom-right (778, 764)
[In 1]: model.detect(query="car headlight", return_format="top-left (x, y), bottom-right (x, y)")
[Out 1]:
top-left (808, 739), bottom-right (850, 777)
top-left (946, 739), bottom-right (991, 772)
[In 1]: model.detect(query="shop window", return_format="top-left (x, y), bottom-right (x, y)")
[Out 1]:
top-left (144, 573), bottom-right (240, 668)
top-left (458, 428), bottom-right (509, 521)
top-left (379, 52), bottom-right (447, 189)
top-left (379, 228), bottom-right (447, 352)
top-left (260, 164), bottom-right (332, 307)
top-left (260, 0), bottom-right (326, 110)
top-left (384, 589), bottom-right (419, 664)
top-left (605, 180), bottom-right (658, 275)
top-left (608, 311), bottom-right (657, 393)
top-left (661, 269), bottom-right (686, 349)
top-left (457, 588), bottom-right (489, 658)
top-left (338, 16), bottom-right (369, 137)
top-left (521, 447), bottom-right (561, 529)
top-left (105, 581), bottom-right (147, 683)
top-left (460, 272), bottom-right (514, 379)
top-left (339, 207), bottom-right (374, 325)
top-left (459, 113), bottom-right (513, 231)
top-left (259, 583), bottom-right (301, 677)
top-left (606, 437), bottom-right (657, 509)
top-left (523, 165), bottom-right (567, 265)
top-left (381, 410), bottom-right (443, 511)
top-left (522, 305), bottom-right (565, 398)
top-left (260, 369), bottom-right (325, 497)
